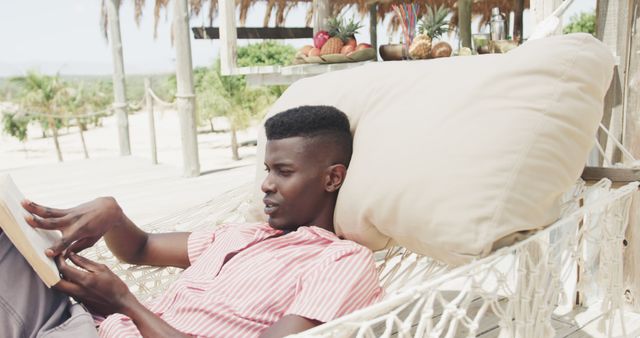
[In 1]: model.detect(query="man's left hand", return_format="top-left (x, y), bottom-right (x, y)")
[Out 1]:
top-left (54, 252), bottom-right (135, 317)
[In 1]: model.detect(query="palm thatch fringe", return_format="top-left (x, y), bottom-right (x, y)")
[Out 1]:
top-left (101, 0), bottom-right (530, 39)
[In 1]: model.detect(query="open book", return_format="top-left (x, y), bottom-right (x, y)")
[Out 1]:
top-left (0, 174), bottom-right (61, 287)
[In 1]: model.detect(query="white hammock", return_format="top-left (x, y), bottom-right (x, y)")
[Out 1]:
top-left (83, 176), bottom-right (639, 337)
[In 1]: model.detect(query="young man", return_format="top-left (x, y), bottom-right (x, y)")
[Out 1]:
top-left (0, 106), bottom-right (383, 338)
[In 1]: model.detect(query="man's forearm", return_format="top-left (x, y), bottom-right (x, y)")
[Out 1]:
top-left (102, 199), bottom-right (190, 268)
top-left (103, 211), bottom-right (149, 264)
top-left (121, 296), bottom-right (190, 338)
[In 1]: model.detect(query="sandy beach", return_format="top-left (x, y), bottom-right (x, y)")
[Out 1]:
top-left (0, 108), bottom-right (259, 225)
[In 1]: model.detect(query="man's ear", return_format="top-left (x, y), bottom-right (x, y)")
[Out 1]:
top-left (324, 164), bottom-right (347, 192)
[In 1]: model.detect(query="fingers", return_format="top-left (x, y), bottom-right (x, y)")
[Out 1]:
top-left (21, 200), bottom-right (67, 218)
top-left (67, 252), bottom-right (102, 273)
top-left (56, 255), bottom-right (88, 282)
top-left (25, 214), bottom-right (70, 230)
top-left (66, 238), bottom-right (96, 254)
top-left (46, 236), bottom-right (75, 257)
top-left (53, 278), bottom-right (84, 296)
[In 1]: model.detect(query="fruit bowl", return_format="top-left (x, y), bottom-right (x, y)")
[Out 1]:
top-left (299, 47), bottom-right (376, 64)
top-left (379, 44), bottom-right (406, 61)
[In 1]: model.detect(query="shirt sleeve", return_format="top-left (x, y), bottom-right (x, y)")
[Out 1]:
top-left (187, 223), bottom-right (237, 264)
top-left (285, 245), bottom-right (384, 323)
top-left (187, 230), bottom-right (216, 264)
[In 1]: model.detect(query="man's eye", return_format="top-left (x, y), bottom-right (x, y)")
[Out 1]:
top-left (279, 170), bottom-right (292, 176)
top-left (264, 167), bottom-right (270, 172)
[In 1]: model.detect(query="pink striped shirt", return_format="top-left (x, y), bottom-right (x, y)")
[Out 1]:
top-left (98, 222), bottom-right (383, 337)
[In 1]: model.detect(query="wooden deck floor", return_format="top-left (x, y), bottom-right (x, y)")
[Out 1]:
top-left (0, 156), bottom-right (255, 226)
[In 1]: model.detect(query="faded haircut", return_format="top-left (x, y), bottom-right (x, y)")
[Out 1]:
top-left (264, 105), bottom-right (353, 167)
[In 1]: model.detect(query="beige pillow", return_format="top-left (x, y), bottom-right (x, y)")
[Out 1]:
top-left (253, 33), bottom-right (614, 265)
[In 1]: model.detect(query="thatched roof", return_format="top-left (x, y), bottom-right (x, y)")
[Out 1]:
top-left (102, 0), bottom-right (530, 37)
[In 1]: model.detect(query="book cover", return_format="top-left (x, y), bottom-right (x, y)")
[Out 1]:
top-left (0, 174), bottom-right (61, 287)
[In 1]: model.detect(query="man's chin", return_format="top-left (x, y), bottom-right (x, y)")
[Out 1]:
top-left (267, 218), bottom-right (296, 231)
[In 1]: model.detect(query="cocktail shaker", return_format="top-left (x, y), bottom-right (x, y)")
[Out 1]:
top-left (490, 7), bottom-right (505, 41)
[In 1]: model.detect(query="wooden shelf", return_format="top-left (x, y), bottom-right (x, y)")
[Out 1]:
top-left (192, 27), bottom-right (313, 40)
top-left (229, 61), bottom-right (373, 86)
top-left (581, 166), bottom-right (640, 184)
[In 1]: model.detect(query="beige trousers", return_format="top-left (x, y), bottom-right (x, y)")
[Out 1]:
top-left (0, 232), bottom-right (98, 338)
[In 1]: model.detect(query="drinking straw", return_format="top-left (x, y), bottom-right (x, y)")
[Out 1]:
top-left (392, 4), bottom-right (410, 50)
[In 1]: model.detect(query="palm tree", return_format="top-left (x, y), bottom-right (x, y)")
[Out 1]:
top-left (11, 72), bottom-right (67, 162)
top-left (206, 61), bottom-right (273, 160)
top-left (59, 83), bottom-right (105, 159)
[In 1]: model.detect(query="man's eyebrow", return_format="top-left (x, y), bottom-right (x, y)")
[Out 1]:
top-left (271, 162), bottom-right (295, 168)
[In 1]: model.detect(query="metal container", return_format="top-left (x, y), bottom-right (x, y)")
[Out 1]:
top-left (379, 44), bottom-right (407, 61)
top-left (490, 7), bottom-right (505, 41)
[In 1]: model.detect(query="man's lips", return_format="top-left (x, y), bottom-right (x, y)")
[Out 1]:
top-left (263, 198), bottom-right (280, 215)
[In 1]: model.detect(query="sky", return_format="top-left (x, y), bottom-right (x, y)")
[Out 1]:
top-left (0, 0), bottom-right (596, 77)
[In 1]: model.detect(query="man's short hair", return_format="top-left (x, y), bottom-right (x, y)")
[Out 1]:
top-left (265, 105), bottom-right (353, 167)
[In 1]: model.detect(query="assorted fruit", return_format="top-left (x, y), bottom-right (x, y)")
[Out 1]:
top-left (295, 16), bottom-right (375, 63)
top-left (294, 8), bottom-right (460, 64)
top-left (409, 5), bottom-right (453, 59)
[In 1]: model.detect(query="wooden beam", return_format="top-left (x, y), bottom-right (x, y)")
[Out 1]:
top-left (369, 3), bottom-right (378, 60)
top-left (313, 0), bottom-right (330, 35)
top-left (458, 0), bottom-right (472, 48)
top-left (530, 0), bottom-right (563, 33)
top-left (597, 0), bottom-right (628, 165)
top-left (514, 0), bottom-right (525, 43)
top-left (580, 166), bottom-right (640, 184)
top-left (219, 0), bottom-right (238, 76)
top-left (174, 0), bottom-right (200, 177)
top-left (192, 27), bottom-right (313, 40)
top-left (621, 0), bottom-right (640, 314)
top-left (622, 0), bottom-right (639, 160)
top-left (106, 0), bottom-right (131, 156)
top-left (144, 78), bottom-right (158, 165)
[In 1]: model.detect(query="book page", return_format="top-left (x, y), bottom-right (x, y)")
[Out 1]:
top-left (0, 174), bottom-right (60, 285)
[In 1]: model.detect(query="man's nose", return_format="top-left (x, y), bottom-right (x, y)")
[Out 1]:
top-left (261, 175), bottom-right (275, 193)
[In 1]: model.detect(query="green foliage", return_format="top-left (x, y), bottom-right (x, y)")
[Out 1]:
top-left (193, 41), bottom-right (296, 130)
top-left (236, 41), bottom-right (297, 67)
top-left (188, 41), bottom-right (296, 158)
top-left (193, 66), bottom-right (226, 127)
top-left (563, 12), bottom-right (596, 36)
top-left (419, 5), bottom-right (450, 39)
top-left (10, 71), bottom-right (68, 136)
top-left (58, 82), bottom-right (111, 129)
top-left (2, 113), bottom-right (29, 142)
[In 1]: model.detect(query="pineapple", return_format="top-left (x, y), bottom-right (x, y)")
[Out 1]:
top-left (342, 17), bottom-right (363, 48)
top-left (409, 5), bottom-right (450, 59)
top-left (326, 16), bottom-right (342, 37)
top-left (321, 36), bottom-right (345, 55)
top-left (321, 16), bottom-right (346, 55)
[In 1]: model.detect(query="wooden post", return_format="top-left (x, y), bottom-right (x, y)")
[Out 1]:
top-left (369, 3), bottom-right (378, 60)
top-left (458, 0), bottom-right (472, 48)
top-left (48, 117), bottom-right (63, 162)
top-left (313, 0), bottom-right (330, 35)
top-left (597, 0), bottom-right (628, 165)
top-left (105, 0), bottom-right (131, 156)
top-left (621, 0), bottom-right (640, 313)
top-left (219, 0), bottom-right (238, 76)
top-left (173, 0), bottom-right (200, 177)
top-left (530, 0), bottom-right (563, 34)
top-left (144, 78), bottom-right (158, 165)
top-left (623, 1), bottom-right (639, 156)
top-left (514, 0), bottom-right (525, 43)
top-left (78, 121), bottom-right (89, 159)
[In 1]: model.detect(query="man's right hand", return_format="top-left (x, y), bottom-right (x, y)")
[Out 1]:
top-left (22, 197), bottom-right (124, 257)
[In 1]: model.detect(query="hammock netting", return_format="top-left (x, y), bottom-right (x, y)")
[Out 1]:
top-left (84, 177), bottom-right (639, 337)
